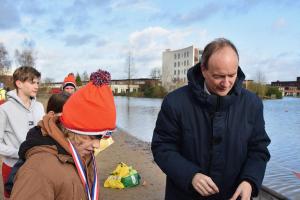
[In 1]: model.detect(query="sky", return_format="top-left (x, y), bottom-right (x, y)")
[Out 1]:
top-left (0, 0), bottom-right (299, 83)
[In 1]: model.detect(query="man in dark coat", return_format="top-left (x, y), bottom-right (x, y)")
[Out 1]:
top-left (151, 38), bottom-right (271, 200)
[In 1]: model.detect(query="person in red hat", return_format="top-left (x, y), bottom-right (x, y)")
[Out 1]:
top-left (10, 69), bottom-right (116, 200)
top-left (62, 73), bottom-right (77, 94)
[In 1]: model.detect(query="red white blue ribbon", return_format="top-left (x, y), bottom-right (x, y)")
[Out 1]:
top-left (68, 139), bottom-right (99, 200)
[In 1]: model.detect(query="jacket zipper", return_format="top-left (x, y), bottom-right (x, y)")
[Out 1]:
top-left (208, 96), bottom-right (221, 175)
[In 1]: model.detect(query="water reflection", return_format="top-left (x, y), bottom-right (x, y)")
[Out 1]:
top-left (115, 96), bottom-right (162, 142)
top-left (262, 97), bottom-right (300, 199)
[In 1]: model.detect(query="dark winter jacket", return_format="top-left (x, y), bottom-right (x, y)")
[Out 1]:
top-left (151, 63), bottom-right (271, 200)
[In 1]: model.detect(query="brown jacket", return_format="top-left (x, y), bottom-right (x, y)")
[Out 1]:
top-left (10, 145), bottom-right (94, 200)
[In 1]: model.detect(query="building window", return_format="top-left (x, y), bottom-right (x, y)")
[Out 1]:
top-left (174, 62), bottom-right (176, 67)
top-left (184, 60), bottom-right (186, 66)
top-left (187, 51), bottom-right (189, 57)
top-left (178, 53), bottom-right (180, 59)
top-left (174, 70), bottom-right (176, 75)
top-left (174, 54), bottom-right (177, 59)
top-left (187, 60), bottom-right (189, 66)
top-left (178, 70), bottom-right (180, 75)
top-left (184, 52), bottom-right (186, 58)
top-left (178, 62), bottom-right (180, 67)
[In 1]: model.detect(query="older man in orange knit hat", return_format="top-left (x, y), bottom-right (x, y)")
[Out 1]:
top-left (10, 69), bottom-right (116, 200)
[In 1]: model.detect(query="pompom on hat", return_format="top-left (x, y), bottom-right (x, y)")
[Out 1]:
top-left (60, 69), bottom-right (116, 135)
top-left (63, 73), bottom-right (76, 89)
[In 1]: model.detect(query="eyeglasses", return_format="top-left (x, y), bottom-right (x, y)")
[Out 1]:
top-left (93, 135), bottom-right (103, 140)
top-left (92, 131), bottom-right (113, 140)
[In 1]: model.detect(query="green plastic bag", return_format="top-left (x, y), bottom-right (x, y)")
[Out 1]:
top-left (121, 169), bottom-right (141, 188)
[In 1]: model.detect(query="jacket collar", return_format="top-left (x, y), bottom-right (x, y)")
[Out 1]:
top-left (187, 62), bottom-right (245, 110)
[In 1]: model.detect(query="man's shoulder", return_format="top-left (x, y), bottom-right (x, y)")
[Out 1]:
top-left (165, 85), bottom-right (190, 101)
top-left (240, 88), bottom-right (263, 106)
top-left (161, 86), bottom-right (191, 110)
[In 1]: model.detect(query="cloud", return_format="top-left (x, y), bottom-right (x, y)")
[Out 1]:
top-left (272, 18), bottom-right (287, 29)
top-left (127, 26), bottom-right (207, 78)
top-left (109, 0), bottom-right (157, 11)
top-left (96, 39), bottom-right (108, 47)
top-left (19, 0), bottom-right (46, 16)
top-left (224, 0), bottom-right (261, 14)
top-left (241, 51), bottom-right (300, 82)
top-left (166, 1), bottom-right (261, 26)
top-left (0, 31), bottom-right (31, 56)
top-left (64, 34), bottom-right (97, 46)
top-left (170, 3), bottom-right (221, 25)
top-left (46, 18), bottom-right (66, 36)
top-left (166, 0), bottom-right (297, 26)
top-left (0, 1), bottom-right (21, 30)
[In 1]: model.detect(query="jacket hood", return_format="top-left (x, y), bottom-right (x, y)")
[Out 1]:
top-left (187, 62), bottom-right (245, 110)
top-left (7, 90), bottom-right (37, 110)
top-left (19, 126), bottom-right (68, 160)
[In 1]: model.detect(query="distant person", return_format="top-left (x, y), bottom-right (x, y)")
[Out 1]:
top-left (152, 38), bottom-right (271, 200)
top-left (62, 73), bottom-right (77, 94)
top-left (0, 82), bottom-right (6, 105)
top-left (0, 66), bottom-right (44, 199)
top-left (10, 69), bottom-right (116, 200)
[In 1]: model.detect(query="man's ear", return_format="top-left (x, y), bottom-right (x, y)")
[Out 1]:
top-left (201, 63), bottom-right (209, 80)
top-left (15, 80), bottom-right (22, 89)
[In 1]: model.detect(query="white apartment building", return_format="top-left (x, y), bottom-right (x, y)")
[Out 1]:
top-left (162, 45), bottom-right (201, 91)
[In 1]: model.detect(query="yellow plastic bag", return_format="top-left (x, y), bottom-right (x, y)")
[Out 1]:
top-left (104, 162), bottom-right (130, 189)
top-left (94, 137), bottom-right (114, 156)
top-left (104, 162), bottom-right (141, 189)
top-left (104, 175), bottom-right (125, 189)
top-left (113, 162), bottom-right (130, 177)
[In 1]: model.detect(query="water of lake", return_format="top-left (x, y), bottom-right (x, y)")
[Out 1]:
top-left (114, 96), bottom-right (300, 199)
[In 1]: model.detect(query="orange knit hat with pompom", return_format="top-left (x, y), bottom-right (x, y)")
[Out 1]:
top-left (63, 73), bottom-right (77, 89)
top-left (60, 69), bottom-right (116, 135)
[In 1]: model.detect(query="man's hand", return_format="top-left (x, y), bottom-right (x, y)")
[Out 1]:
top-left (230, 181), bottom-right (252, 200)
top-left (192, 173), bottom-right (219, 196)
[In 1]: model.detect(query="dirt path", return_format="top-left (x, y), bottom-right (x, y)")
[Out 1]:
top-left (97, 129), bottom-right (165, 200)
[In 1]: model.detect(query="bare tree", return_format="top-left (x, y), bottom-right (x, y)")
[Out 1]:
top-left (43, 77), bottom-right (54, 84)
top-left (41, 77), bottom-right (54, 87)
top-left (254, 70), bottom-right (267, 98)
top-left (14, 39), bottom-right (36, 67)
top-left (124, 51), bottom-right (137, 94)
top-left (255, 70), bottom-right (266, 84)
top-left (150, 67), bottom-right (161, 79)
top-left (0, 43), bottom-right (11, 75)
top-left (81, 70), bottom-right (89, 81)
